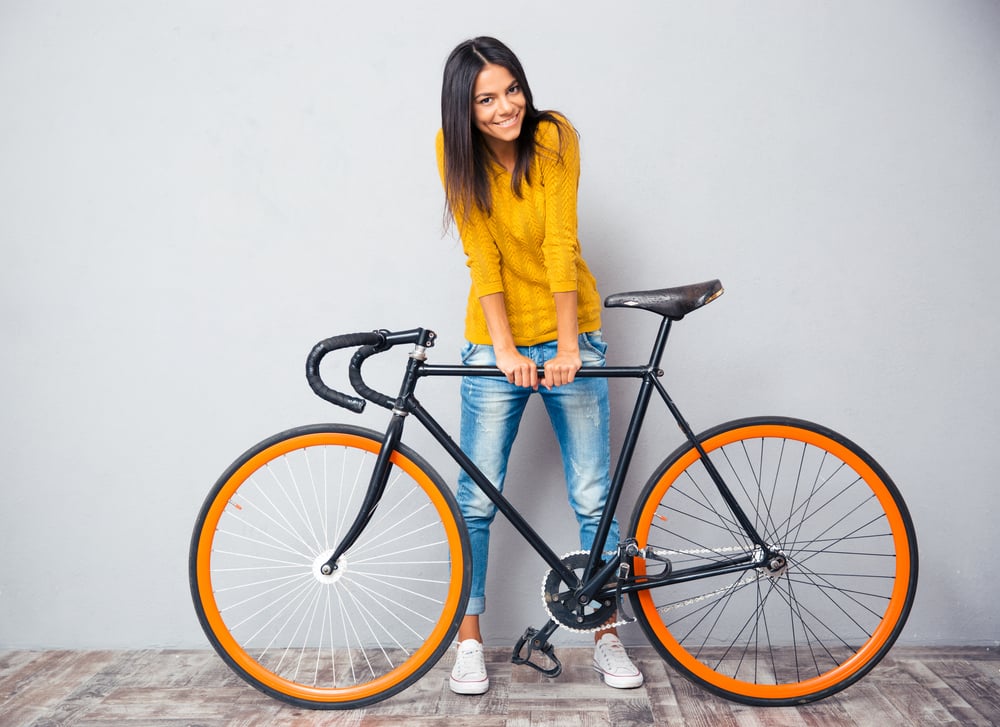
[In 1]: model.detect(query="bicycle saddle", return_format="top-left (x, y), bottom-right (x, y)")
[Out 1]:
top-left (604, 279), bottom-right (724, 320)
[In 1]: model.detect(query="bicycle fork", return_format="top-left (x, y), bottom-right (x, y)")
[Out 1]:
top-left (320, 414), bottom-right (403, 575)
top-left (320, 333), bottom-right (433, 576)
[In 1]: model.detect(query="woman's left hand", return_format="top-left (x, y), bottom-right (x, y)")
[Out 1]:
top-left (542, 350), bottom-right (582, 389)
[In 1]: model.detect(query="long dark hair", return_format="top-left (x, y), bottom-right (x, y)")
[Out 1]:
top-left (440, 36), bottom-right (568, 222)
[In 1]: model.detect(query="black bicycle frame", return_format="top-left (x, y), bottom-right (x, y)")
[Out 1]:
top-left (321, 315), bottom-right (773, 600)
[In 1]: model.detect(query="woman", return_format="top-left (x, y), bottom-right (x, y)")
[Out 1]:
top-left (436, 37), bottom-right (643, 695)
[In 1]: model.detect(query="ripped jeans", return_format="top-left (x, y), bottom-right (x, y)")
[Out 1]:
top-left (457, 331), bottom-right (619, 616)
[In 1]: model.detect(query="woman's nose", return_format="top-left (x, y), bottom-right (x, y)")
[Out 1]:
top-left (496, 95), bottom-right (512, 115)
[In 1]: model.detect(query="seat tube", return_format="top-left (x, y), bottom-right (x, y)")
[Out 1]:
top-left (584, 317), bottom-right (674, 577)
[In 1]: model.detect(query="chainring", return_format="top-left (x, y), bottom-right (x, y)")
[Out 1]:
top-left (541, 551), bottom-right (623, 633)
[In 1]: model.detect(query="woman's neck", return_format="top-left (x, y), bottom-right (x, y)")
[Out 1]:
top-left (485, 137), bottom-right (517, 173)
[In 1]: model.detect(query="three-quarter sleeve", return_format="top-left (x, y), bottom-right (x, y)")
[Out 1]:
top-left (436, 130), bottom-right (505, 298)
top-left (537, 118), bottom-right (581, 293)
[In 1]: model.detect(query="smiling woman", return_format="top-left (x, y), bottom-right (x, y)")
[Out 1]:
top-left (435, 36), bottom-right (644, 696)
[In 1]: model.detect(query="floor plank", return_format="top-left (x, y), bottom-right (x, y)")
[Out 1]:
top-left (0, 647), bottom-right (997, 726)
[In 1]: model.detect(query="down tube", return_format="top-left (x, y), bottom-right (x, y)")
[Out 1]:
top-left (416, 364), bottom-right (649, 582)
top-left (406, 397), bottom-right (577, 586)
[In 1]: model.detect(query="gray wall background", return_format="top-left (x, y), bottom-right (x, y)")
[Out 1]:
top-left (2, 1), bottom-right (997, 650)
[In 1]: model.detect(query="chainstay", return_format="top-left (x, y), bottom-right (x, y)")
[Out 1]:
top-left (540, 547), bottom-right (761, 633)
top-left (648, 545), bottom-right (764, 615)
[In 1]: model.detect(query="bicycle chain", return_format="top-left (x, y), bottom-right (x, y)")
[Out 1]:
top-left (540, 546), bottom-right (761, 633)
top-left (655, 572), bottom-right (763, 615)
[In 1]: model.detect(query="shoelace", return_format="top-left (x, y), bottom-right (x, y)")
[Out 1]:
top-left (596, 639), bottom-right (636, 675)
top-left (454, 644), bottom-right (485, 678)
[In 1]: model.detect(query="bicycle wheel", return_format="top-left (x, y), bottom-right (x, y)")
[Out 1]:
top-left (189, 424), bottom-right (470, 709)
top-left (628, 417), bottom-right (917, 706)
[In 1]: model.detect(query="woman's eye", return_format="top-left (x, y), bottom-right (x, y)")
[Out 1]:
top-left (508, 84), bottom-right (520, 95)
top-left (478, 97), bottom-right (493, 105)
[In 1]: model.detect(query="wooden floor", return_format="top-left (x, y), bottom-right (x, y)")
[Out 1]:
top-left (1, 646), bottom-right (998, 726)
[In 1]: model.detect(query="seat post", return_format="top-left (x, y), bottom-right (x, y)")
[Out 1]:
top-left (647, 316), bottom-right (673, 370)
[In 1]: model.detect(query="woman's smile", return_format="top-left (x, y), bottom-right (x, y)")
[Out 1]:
top-left (493, 112), bottom-right (520, 128)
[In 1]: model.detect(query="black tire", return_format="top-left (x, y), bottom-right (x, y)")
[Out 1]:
top-left (628, 417), bottom-right (917, 705)
top-left (190, 424), bottom-right (470, 709)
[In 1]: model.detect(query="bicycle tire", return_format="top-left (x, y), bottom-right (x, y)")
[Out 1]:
top-left (189, 424), bottom-right (470, 709)
top-left (628, 417), bottom-right (917, 706)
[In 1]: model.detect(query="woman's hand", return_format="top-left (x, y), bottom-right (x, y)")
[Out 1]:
top-left (496, 348), bottom-right (539, 389)
top-left (544, 291), bottom-right (582, 389)
top-left (542, 350), bottom-right (581, 389)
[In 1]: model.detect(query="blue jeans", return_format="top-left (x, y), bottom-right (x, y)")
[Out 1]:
top-left (457, 331), bottom-right (619, 616)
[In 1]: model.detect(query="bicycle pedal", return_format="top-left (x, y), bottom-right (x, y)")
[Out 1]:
top-left (511, 627), bottom-right (562, 678)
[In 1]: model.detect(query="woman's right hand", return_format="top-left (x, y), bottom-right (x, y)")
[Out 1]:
top-left (495, 348), bottom-right (538, 389)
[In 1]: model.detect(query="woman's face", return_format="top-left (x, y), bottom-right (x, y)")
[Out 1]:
top-left (471, 63), bottom-right (525, 148)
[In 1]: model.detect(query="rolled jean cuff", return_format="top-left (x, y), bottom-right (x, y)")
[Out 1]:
top-left (465, 595), bottom-right (486, 616)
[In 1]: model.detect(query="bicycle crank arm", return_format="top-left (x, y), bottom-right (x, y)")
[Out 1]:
top-left (511, 620), bottom-right (562, 678)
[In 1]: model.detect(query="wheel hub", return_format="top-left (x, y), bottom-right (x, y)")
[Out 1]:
top-left (761, 551), bottom-right (789, 579)
top-left (312, 549), bottom-right (346, 585)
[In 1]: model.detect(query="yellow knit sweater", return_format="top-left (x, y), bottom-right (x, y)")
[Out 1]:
top-left (436, 116), bottom-right (602, 346)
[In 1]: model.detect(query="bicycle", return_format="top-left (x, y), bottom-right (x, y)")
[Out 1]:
top-left (189, 279), bottom-right (918, 709)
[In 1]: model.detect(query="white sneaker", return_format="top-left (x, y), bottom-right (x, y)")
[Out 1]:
top-left (449, 639), bottom-right (489, 695)
top-left (593, 634), bottom-right (644, 689)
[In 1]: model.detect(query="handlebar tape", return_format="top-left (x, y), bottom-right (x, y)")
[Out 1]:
top-left (349, 344), bottom-right (395, 411)
top-left (305, 332), bottom-right (385, 413)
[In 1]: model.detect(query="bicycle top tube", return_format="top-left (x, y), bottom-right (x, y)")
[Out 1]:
top-left (306, 279), bottom-right (722, 413)
top-left (419, 364), bottom-right (648, 379)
